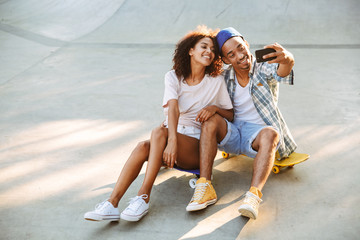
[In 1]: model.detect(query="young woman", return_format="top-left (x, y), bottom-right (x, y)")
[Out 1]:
top-left (84, 26), bottom-right (233, 222)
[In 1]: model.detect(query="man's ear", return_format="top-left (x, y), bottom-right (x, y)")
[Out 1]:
top-left (245, 39), bottom-right (250, 49)
top-left (222, 56), bottom-right (231, 64)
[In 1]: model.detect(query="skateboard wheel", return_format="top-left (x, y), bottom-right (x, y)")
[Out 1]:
top-left (288, 165), bottom-right (294, 168)
top-left (222, 151), bottom-right (229, 159)
top-left (189, 178), bottom-right (197, 189)
top-left (272, 166), bottom-right (280, 174)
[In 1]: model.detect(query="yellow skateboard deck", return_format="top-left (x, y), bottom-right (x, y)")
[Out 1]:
top-left (272, 152), bottom-right (309, 174)
top-left (221, 151), bottom-right (309, 174)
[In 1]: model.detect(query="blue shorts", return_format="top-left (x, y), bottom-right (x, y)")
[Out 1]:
top-left (218, 120), bottom-right (279, 159)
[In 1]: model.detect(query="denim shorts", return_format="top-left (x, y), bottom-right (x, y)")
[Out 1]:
top-left (218, 120), bottom-right (279, 158)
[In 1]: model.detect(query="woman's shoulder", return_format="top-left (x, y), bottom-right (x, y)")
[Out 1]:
top-left (165, 70), bottom-right (181, 81)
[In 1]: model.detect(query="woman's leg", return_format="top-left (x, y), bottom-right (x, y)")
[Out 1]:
top-left (137, 127), bottom-right (200, 202)
top-left (136, 126), bottom-right (168, 202)
top-left (172, 133), bottom-right (200, 170)
top-left (108, 140), bottom-right (150, 208)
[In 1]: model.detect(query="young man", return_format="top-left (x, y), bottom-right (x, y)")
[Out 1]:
top-left (186, 27), bottom-right (297, 219)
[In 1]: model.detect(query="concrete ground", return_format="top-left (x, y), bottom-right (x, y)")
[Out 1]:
top-left (0, 0), bottom-right (359, 239)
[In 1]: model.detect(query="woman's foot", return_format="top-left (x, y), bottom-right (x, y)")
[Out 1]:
top-left (120, 194), bottom-right (149, 222)
top-left (84, 200), bottom-right (120, 221)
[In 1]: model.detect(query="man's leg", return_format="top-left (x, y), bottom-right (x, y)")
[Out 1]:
top-left (238, 127), bottom-right (279, 219)
top-left (251, 127), bottom-right (280, 193)
top-left (199, 114), bottom-right (228, 180)
top-left (186, 114), bottom-right (228, 212)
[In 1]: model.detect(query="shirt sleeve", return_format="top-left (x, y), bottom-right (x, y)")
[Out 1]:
top-left (261, 62), bottom-right (294, 85)
top-left (216, 76), bottom-right (233, 109)
top-left (162, 71), bottom-right (180, 107)
top-left (273, 64), bottom-right (294, 85)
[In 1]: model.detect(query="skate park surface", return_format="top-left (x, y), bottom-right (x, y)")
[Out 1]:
top-left (0, 0), bottom-right (359, 239)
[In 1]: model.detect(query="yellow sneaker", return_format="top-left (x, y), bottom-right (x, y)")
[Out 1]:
top-left (186, 177), bottom-right (217, 211)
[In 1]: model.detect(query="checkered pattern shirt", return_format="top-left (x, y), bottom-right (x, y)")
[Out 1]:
top-left (223, 59), bottom-right (297, 159)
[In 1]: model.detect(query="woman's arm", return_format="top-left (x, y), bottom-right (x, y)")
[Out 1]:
top-left (163, 99), bottom-right (179, 168)
top-left (196, 105), bottom-right (234, 123)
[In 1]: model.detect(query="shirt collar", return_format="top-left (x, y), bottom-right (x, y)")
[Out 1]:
top-left (249, 54), bottom-right (256, 76)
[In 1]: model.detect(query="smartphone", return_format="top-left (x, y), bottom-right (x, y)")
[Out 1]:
top-left (255, 48), bottom-right (276, 62)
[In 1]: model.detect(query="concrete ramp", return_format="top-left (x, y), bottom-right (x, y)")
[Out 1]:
top-left (79, 0), bottom-right (360, 45)
top-left (0, 0), bottom-right (126, 42)
top-left (0, 0), bottom-right (359, 239)
top-left (1, 0), bottom-right (359, 45)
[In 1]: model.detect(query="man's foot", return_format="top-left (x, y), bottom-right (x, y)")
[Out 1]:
top-left (186, 177), bottom-right (217, 211)
top-left (84, 200), bottom-right (120, 221)
top-left (120, 194), bottom-right (149, 222)
top-left (238, 191), bottom-right (262, 219)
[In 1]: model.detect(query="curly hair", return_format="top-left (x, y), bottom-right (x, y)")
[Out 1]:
top-left (172, 25), bottom-right (223, 80)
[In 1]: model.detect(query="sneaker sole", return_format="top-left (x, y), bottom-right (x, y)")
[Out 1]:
top-left (238, 207), bottom-right (257, 219)
top-left (84, 217), bottom-right (120, 222)
top-left (186, 199), bottom-right (217, 212)
top-left (120, 210), bottom-right (148, 222)
top-left (84, 213), bottom-right (120, 222)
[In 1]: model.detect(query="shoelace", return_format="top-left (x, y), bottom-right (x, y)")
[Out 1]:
top-left (95, 200), bottom-right (108, 210)
top-left (191, 183), bottom-right (209, 202)
top-left (126, 194), bottom-right (148, 212)
top-left (95, 200), bottom-right (107, 209)
top-left (243, 193), bottom-right (262, 209)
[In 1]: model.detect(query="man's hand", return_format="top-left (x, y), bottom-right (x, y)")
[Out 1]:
top-left (263, 43), bottom-right (294, 65)
top-left (196, 105), bottom-right (217, 123)
top-left (264, 43), bottom-right (294, 77)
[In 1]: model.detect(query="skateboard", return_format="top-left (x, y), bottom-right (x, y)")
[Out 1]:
top-left (221, 151), bottom-right (309, 174)
top-left (173, 166), bottom-right (200, 188)
top-left (272, 152), bottom-right (309, 174)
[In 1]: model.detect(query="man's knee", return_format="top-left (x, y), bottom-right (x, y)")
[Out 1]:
top-left (258, 127), bottom-right (280, 148)
top-left (201, 114), bottom-right (223, 135)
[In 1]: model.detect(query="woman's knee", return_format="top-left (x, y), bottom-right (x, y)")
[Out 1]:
top-left (150, 126), bottom-right (167, 141)
top-left (135, 140), bottom-right (150, 154)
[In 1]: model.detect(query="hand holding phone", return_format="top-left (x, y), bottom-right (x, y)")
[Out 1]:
top-left (255, 48), bottom-right (276, 63)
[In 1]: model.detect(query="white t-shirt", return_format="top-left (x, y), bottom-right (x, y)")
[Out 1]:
top-left (233, 76), bottom-right (266, 125)
top-left (162, 70), bottom-right (233, 129)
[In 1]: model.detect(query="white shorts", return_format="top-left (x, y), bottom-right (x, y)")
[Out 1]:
top-left (176, 124), bottom-right (201, 140)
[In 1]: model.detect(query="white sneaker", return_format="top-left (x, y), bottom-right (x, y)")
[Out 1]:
top-left (84, 200), bottom-right (120, 221)
top-left (238, 191), bottom-right (262, 219)
top-left (120, 194), bottom-right (149, 222)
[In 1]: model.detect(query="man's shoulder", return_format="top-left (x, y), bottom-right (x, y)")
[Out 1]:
top-left (222, 64), bottom-right (233, 73)
top-left (222, 65), bottom-right (233, 81)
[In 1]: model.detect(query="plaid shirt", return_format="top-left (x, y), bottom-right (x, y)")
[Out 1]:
top-left (224, 58), bottom-right (297, 159)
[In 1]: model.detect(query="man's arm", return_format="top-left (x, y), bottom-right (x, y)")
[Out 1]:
top-left (263, 43), bottom-right (294, 77)
top-left (196, 106), bottom-right (234, 123)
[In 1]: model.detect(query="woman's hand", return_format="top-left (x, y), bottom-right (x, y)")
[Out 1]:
top-left (163, 138), bottom-right (177, 168)
top-left (196, 105), bottom-right (217, 123)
